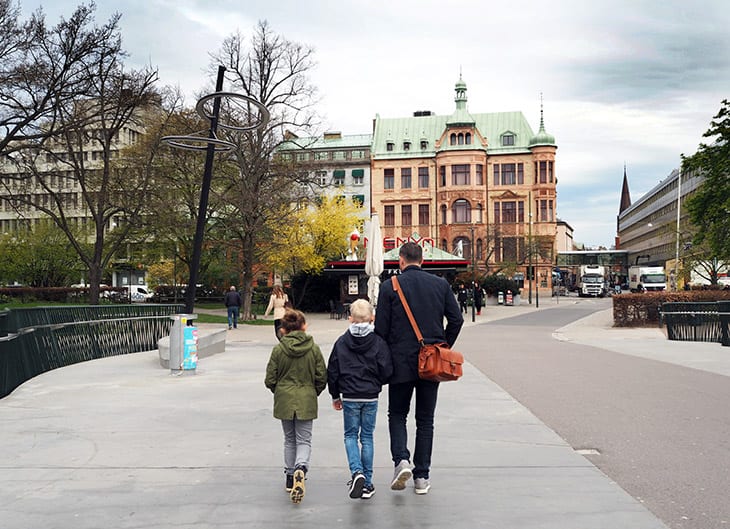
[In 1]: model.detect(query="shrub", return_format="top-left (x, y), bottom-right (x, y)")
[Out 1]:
top-left (613, 290), bottom-right (730, 327)
top-left (482, 275), bottom-right (521, 296)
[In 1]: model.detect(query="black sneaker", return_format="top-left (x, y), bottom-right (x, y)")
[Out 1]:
top-left (361, 484), bottom-right (375, 499)
top-left (290, 467), bottom-right (306, 504)
top-left (285, 473), bottom-right (294, 492)
top-left (348, 472), bottom-right (365, 499)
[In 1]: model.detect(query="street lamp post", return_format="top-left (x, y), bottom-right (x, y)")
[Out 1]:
top-left (528, 191), bottom-right (533, 305)
top-left (674, 168), bottom-right (682, 290)
top-left (471, 225), bottom-right (476, 323)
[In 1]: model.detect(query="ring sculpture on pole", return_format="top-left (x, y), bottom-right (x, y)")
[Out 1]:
top-left (161, 68), bottom-right (270, 313)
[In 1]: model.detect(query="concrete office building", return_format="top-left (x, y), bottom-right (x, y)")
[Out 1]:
top-left (617, 167), bottom-right (703, 270)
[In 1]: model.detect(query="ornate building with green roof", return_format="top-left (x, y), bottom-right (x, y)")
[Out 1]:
top-left (371, 76), bottom-right (558, 283)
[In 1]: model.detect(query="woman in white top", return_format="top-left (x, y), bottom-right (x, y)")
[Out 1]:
top-left (264, 285), bottom-right (289, 340)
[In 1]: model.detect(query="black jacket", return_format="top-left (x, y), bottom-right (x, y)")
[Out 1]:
top-left (224, 291), bottom-right (242, 308)
top-left (375, 266), bottom-right (463, 384)
top-left (327, 329), bottom-right (393, 400)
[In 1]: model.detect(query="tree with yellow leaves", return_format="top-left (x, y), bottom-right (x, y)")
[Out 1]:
top-left (264, 195), bottom-right (363, 301)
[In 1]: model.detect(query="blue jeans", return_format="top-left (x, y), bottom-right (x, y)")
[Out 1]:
top-left (227, 306), bottom-right (239, 328)
top-left (388, 379), bottom-right (439, 479)
top-left (342, 400), bottom-right (378, 486)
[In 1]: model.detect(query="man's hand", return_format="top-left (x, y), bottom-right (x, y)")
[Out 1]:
top-left (332, 398), bottom-right (343, 410)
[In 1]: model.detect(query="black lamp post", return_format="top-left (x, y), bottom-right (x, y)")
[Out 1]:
top-left (471, 225), bottom-right (476, 323)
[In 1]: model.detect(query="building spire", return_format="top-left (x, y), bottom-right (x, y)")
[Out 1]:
top-left (619, 163), bottom-right (632, 213)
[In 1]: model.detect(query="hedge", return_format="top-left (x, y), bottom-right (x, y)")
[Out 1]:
top-left (613, 290), bottom-right (730, 327)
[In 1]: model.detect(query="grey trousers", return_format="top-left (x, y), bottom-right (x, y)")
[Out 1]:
top-left (281, 418), bottom-right (313, 474)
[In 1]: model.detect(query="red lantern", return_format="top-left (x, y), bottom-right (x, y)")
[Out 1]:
top-left (350, 233), bottom-right (359, 241)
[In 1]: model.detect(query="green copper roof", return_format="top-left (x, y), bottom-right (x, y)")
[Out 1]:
top-left (278, 133), bottom-right (372, 151)
top-left (372, 111), bottom-right (536, 158)
top-left (528, 108), bottom-right (556, 147)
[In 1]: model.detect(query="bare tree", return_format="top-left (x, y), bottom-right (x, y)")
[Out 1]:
top-left (1, 4), bottom-right (167, 303)
top-left (207, 21), bottom-right (321, 318)
top-left (0, 2), bottom-right (118, 155)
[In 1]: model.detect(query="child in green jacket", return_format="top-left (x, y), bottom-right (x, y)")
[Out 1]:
top-left (264, 308), bottom-right (327, 504)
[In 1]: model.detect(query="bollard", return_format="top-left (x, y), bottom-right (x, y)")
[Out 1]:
top-left (169, 314), bottom-right (198, 376)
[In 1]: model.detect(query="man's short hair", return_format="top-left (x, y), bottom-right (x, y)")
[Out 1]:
top-left (349, 299), bottom-right (373, 323)
top-left (399, 242), bottom-right (423, 264)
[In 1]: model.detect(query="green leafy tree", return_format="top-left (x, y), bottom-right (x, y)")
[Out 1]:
top-left (0, 221), bottom-right (80, 286)
top-left (683, 99), bottom-right (730, 260)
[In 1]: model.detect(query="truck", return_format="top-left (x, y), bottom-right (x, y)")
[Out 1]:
top-left (628, 266), bottom-right (666, 292)
top-left (578, 265), bottom-right (607, 297)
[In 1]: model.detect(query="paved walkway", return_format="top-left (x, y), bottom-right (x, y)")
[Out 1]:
top-left (3, 299), bottom-right (724, 528)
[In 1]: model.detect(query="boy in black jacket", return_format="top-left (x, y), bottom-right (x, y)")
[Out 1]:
top-left (327, 299), bottom-right (393, 500)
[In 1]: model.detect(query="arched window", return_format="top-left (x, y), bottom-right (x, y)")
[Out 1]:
top-left (475, 203), bottom-right (483, 223)
top-left (450, 133), bottom-right (456, 145)
top-left (465, 132), bottom-right (472, 145)
top-left (452, 199), bottom-right (471, 223)
top-left (441, 238), bottom-right (448, 251)
top-left (458, 133), bottom-right (464, 145)
top-left (476, 239), bottom-right (483, 260)
top-left (440, 204), bottom-right (447, 224)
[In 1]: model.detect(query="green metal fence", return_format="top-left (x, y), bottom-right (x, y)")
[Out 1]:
top-left (661, 302), bottom-right (724, 343)
top-left (0, 304), bottom-right (183, 399)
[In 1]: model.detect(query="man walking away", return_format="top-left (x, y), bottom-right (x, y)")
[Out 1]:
top-left (375, 242), bottom-right (463, 495)
top-left (224, 285), bottom-right (242, 329)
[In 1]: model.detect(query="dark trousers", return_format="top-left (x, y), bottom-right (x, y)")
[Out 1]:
top-left (388, 378), bottom-right (439, 479)
top-left (274, 319), bottom-right (283, 340)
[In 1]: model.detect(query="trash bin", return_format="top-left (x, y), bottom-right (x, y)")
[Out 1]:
top-left (497, 292), bottom-right (504, 305)
top-left (505, 290), bottom-right (513, 306)
top-left (169, 314), bottom-right (198, 375)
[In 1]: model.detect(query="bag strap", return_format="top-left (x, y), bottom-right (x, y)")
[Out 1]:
top-left (392, 276), bottom-right (425, 346)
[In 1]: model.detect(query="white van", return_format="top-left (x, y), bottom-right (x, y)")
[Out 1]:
top-left (128, 285), bottom-right (153, 302)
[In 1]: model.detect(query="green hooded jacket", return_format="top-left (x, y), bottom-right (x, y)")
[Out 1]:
top-left (264, 330), bottom-right (327, 420)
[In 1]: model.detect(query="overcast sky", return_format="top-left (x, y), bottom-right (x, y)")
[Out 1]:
top-left (26, 0), bottom-right (730, 248)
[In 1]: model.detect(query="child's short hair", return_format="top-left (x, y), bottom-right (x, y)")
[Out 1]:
top-left (349, 299), bottom-right (373, 323)
top-left (281, 308), bottom-right (306, 333)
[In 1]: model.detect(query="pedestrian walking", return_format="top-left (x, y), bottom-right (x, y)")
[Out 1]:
top-left (473, 282), bottom-right (484, 315)
top-left (375, 242), bottom-right (463, 495)
top-left (223, 285), bottom-right (242, 329)
top-left (457, 283), bottom-right (468, 314)
top-left (264, 309), bottom-right (327, 504)
top-left (264, 285), bottom-right (289, 340)
top-left (327, 299), bottom-right (393, 500)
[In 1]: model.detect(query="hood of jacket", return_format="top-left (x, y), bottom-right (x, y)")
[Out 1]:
top-left (342, 329), bottom-right (377, 356)
top-left (279, 330), bottom-right (315, 358)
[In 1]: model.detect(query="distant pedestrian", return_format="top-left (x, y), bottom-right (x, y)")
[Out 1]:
top-left (457, 283), bottom-right (468, 314)
top-left (327, 299), bottom-right (393, 500)
top-left (264, 285), bottom-right (290, 340)
top-left (223, 286), bottom-right (242, 329)
top-left (473, 282), bottom-right (484, 315)
top-left (264, 309), bottom-right (327, 504)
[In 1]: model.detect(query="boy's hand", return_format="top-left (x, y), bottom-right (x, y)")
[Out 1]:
top-left (332, 399), bottom-right (342, 410)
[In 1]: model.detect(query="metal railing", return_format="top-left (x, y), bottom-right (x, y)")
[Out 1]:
top-left (660, 302), bottom-right (729, 345)
top-left (1, 304), bottom-right (183, 398)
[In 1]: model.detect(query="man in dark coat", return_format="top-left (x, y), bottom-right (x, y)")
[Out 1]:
top-left (375, 242), bottom-right (463, 495)
top-left (223, 286), bottom-right (242, 329)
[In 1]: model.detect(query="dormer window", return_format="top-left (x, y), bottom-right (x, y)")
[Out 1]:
top-left (386, 141), bottom-right (394, 152)
top-left (420, 140), bottom-right (428, 150)
top-left (502, 133), bottom-right (515, 146)
top-left (403, 141), bottom-right (411, 151)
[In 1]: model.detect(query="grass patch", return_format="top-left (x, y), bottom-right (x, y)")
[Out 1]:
top-left (193, 312), bottom-right (273, 326)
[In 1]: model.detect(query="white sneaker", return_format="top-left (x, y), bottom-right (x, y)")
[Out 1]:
top-left (390, 460), bottom-right (412, 490)
top-left (414, 477), bottom-right (431, 495)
